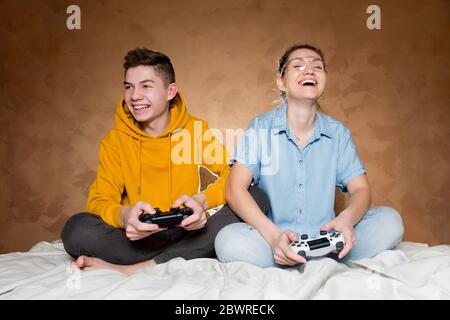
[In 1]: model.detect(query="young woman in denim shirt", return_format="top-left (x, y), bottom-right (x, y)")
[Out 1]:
top-left (215, 44), bottom-right (404, 268)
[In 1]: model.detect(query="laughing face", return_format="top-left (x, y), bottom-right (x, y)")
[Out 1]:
top-left (124, 65), bottom-right (176, 125)
top-left (277, 48), bottom-right (327, 103)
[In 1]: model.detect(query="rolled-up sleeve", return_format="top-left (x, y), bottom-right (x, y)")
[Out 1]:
top-left (232, 118), bottom-right (261, 184)
top-left (336, 128), bottom-right (366, 192)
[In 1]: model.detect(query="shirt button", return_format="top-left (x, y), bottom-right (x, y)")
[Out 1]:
top-left (299, 160), bottom-right (303, 165)
top-left (298, 184), bottom-right (303, 189)
top-left (299, 209), bottom-right (303, 215)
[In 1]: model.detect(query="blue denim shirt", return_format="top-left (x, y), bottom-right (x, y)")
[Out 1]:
top-left (233, 103), bottom-right (366, 237)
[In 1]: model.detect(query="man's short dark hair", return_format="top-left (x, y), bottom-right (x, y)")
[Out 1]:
top-left (123, 48), bottom-right (175, 86)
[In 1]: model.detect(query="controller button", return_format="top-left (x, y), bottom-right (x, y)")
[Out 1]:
top-left (320, 230), bottom-right (327, 236)
top-left (300, 234), bottom-right (308, 240)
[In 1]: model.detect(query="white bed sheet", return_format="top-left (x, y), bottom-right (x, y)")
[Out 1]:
top-left (0, 241), bottom-right (449, 299)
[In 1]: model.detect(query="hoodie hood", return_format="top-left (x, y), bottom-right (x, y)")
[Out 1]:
top-left (114, 91), bottom-right (192, 139)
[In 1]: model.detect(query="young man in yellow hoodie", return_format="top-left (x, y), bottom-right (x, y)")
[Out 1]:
top-left (61, 48), bottom-right (269, 275)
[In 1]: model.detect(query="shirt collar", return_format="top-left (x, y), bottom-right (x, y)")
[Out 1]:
top-left (271, 102), bottom-right (333, 139)
top-left (271, 102), bottom-right (288, 134)
top-left (314, 111), bottom-right (333, 139)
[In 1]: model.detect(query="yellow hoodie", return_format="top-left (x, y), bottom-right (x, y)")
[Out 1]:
top-left (87, 92), bottom-right (230, 228)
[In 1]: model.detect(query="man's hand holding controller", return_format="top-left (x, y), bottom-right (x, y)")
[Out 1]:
top-left (171, 193), bottom-right (208, 231)
top-left (120, 201), bottom-right (167, 241)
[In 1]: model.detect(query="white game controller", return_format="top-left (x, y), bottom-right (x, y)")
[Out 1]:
top-left (289, 230), bottom-right (345, 259)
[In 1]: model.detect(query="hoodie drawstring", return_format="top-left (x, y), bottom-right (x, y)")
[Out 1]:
top-left (168, 133), bottom-right (172, 207)
top-left (138, 133), bottom-right (142, 195)
top-left (137, 132), bottom-right (172, 201)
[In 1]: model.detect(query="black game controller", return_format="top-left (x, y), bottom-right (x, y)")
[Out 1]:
top-left (138, 207), bottom-right (194, 228)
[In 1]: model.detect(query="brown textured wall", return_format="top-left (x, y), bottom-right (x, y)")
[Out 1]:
top-left (0, 0), bottom-right (449, 253)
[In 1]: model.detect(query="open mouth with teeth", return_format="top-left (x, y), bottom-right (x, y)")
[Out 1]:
top-left (300, 79), bottom-right (317, 87)
top-left (132, 104), bottom-right (151, 111)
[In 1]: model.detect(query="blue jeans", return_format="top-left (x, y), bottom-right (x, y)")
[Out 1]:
top-left (214, 206), bottom-right (404, 268)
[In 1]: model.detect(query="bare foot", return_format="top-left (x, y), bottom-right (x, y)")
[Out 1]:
top-left (72, 256), bottom-right (156, 276)
top-left (72, 256), bottom-right (133, 276)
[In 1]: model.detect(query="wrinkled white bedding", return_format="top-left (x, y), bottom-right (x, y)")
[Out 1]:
top-left (0, 241), bottom-right (449, 299)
